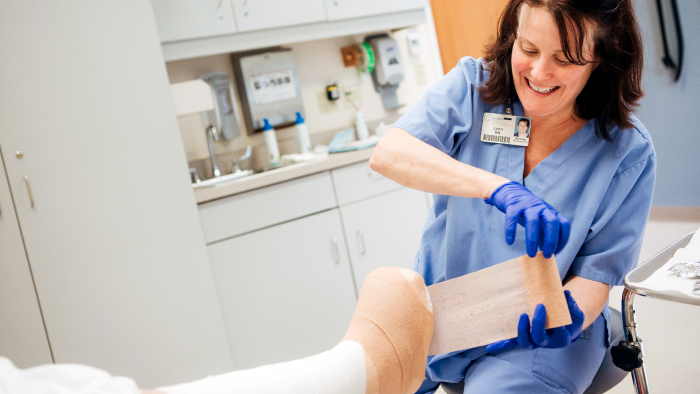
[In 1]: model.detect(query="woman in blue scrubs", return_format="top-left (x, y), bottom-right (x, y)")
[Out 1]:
top-left (370, 0), bottom-right (655, 393)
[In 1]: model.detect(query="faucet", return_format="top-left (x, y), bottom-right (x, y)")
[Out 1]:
top-left (232, 145), bottom-right (253, 173)
top-left (205, 125), bottom-right (221, 178)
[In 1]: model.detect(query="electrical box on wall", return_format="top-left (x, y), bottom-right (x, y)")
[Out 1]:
top-left (231, 48), bottom-right (305, 135)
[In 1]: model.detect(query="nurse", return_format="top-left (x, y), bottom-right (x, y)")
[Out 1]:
top-left (370, 0), bottom-right (655, 393)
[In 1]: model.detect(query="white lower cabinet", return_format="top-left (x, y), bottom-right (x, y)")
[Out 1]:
top-left (207, 208), bottom-right (357, 370)
top-left (340, 187), bottom-right (429, 290)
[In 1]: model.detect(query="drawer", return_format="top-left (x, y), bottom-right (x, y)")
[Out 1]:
top-left (198, 172), bottom-right (336, 243)
top-left (331, 161), bottom-right (402, 205)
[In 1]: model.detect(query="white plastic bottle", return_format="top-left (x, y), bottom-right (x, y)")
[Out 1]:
top-left (355, 108), bottom-right (369, 141)
top-left (262, 118), bottom-right (281, 166)
top-left (295, 112), bottom-right (312, 154)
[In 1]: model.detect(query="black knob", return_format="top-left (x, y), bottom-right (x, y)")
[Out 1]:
top-left (611, 342), bottom-right (643, 371)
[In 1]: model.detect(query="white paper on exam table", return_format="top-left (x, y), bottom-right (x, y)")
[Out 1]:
top-left (639, 258), bottom-right (699, 298)
top-left (640, 226), bottom-right (700, 298)
top-left (673, 246), bottom-right (700, 261)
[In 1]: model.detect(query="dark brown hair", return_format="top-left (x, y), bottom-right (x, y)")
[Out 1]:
top-left (478, 0), bottom-right (644, 141)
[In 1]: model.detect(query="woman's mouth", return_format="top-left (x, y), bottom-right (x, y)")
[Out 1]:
top-left (526, 77), bottom-right (559, 94)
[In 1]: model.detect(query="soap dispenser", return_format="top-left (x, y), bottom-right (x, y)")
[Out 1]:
top-left (262, 118), bottom-right (281, 166)
top-left (295, 112), bottom-right (312, 154)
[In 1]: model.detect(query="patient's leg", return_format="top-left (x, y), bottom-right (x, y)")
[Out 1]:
top-left (155, 267), bottom-right (434, 394)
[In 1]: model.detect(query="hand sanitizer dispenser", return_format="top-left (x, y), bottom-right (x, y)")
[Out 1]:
top-left (366, 35), bottom-right (405, 110)
top-left (373, 37), bottom-right (404, 86)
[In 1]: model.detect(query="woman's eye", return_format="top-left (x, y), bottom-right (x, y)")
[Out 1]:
top-left (555, 57), bottom-right (571, 65)
top-left (521, 48), bottom-right (537, 56)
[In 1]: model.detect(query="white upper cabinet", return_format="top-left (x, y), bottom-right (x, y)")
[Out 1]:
top-left (151, 0), bottom-right (238, 42)
top-left (324, 0), bottom-right (427, 21)
top-left (0, 153), bottom-right (52, 368)
top-left (231, 0), bottom-right (327, 32)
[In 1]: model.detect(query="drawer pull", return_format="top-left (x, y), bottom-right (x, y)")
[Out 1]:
top-left (331, 238), bottom-right (340, 264)
top-left (356, 231), bottom-right (366, 255)
top-left (24, 176), bottom-right (34, 207)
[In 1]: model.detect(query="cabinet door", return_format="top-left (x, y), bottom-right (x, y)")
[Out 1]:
top-left (208, 209), bottom-right (357, 370)
top-left (0, 1), bottom-right (233, 388)
top-left (231, 0), bottom-right (327, 32)
top-left (340, 188), bottom-right (428, 290)
top-left (324, 0), bottom-right (426, 21)
top-left (0, 151), bottom-right (52, 368)
top-left (151, 0), bottom-right (238, 42)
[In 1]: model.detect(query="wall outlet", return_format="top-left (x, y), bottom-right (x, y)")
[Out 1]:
top-left (317, 90), bottom-right (340, 114)
top-left (342, 83), bottom-right (363, 108)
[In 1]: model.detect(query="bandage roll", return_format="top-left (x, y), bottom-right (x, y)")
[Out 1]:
top-left (342, 267), bottom-right (434, 394)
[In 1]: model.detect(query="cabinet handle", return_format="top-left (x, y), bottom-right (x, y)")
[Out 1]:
top-left (24, 176), bottom-right (34, 208)
top-left (331, 238), bottom-right (340, 264)
top-left (356, 231), bottom-right (366, 255)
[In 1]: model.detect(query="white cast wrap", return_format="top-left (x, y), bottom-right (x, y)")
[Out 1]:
top-left (158, 341), bottom-right (366, 394)
top-left (0, 357), bottom-right (139, 394)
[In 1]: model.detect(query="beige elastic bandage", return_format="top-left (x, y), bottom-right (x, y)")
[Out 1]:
top-left (342, 267), bottom-right (435, 394)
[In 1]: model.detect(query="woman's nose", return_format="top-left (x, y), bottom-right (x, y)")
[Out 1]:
top-left (530, 57), bottom-right (553, 81)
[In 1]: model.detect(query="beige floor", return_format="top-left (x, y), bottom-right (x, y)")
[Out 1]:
top-left (436, 219), bottom-right (700, 394)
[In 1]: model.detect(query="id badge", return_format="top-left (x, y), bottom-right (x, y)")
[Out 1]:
top-left (480, 112), bottom-right (530, 146)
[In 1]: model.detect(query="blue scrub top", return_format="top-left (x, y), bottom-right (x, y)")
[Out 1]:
top-left (393, 57), bottom-right (656, 383)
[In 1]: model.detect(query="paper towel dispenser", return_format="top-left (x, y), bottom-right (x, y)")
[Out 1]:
top-left (231, 48), bottom-right (305, 135)
top-left (198, 72), bottom-right (241, 140)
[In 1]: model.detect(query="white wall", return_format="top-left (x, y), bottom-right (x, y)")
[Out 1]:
top-left (633, 0), bottom-right (700, 206)
top-left (165, 24), bottom-right (441, 166)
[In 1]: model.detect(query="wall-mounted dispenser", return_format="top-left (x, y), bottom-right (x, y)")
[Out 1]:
top-left (231, 48), bottom-right (305, 135)
top-left (198, 71), bottom-right (241, 140)
top-left (365, 34), bottom-right (405, 110)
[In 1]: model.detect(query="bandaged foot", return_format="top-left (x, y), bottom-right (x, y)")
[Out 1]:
top-left (342, 267), bottom-right (434, 394)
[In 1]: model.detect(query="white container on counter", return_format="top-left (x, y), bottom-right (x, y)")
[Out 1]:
top-left (262, 118), bottom-right (281, 166)
top-left (355, 109), bottom-right (369, 141)
top-left (295, 112), bottom-right (312, 154)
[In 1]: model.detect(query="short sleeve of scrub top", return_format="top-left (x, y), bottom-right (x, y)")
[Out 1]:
top-left (393, 57), bottom-right (482, 158)
top-left (391, 57), bottom-right (656, 381)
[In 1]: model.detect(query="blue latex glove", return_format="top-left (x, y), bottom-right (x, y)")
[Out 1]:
top-left (485, 181), bottom-right (571, 258)
top-left (485, 290), bottom-right (585, 353)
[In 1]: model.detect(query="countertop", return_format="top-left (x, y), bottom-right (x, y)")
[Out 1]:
top-left (194, 147), bottom-right (375, 204)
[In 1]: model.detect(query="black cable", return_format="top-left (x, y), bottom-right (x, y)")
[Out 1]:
top-left (655, 0), bottom-right (684, 81)
top-left (669, 0), bottom-right (684, 81)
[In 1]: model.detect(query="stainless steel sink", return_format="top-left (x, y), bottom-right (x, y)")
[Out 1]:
top-left (191, 169), bottom-right (253, 188)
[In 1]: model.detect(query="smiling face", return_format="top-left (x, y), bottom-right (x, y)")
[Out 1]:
top-left (511, 4), bottom-right (597, 120)
top-left (518, 120), bottom-right (529, 134)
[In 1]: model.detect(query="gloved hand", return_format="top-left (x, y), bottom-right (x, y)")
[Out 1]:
top-left (485, 290), bottom-right (585, 353)
top-left (484, 181), bottom-right (570, 258)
